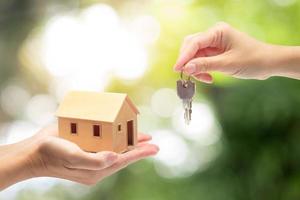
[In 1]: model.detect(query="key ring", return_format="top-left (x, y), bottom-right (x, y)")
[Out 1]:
top-left (180, 70), bottom-right (191, 88)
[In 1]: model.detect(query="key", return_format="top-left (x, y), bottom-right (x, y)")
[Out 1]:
top-left (177, 80), bottom-right (195, 124)
top-left (176, 79), bottom-right (195, 125)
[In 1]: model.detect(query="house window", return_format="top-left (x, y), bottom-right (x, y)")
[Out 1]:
top-left (93, 125), bottom-right (101, 137)
top-left (70, 123), bottom-right (77, 134)
top-left (118, 124), bottom-right (122, 131)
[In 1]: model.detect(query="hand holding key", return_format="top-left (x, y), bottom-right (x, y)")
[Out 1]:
top-left (173, 22), bottom-right (288, 82)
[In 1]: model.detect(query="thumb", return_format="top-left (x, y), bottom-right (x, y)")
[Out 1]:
top-left (183, 55), bottom-right (227, 75)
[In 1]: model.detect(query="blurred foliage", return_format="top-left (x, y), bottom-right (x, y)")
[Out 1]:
top-left (1, 0), bottom-right (300, 200)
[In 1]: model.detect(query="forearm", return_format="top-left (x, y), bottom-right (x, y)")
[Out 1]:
top-left (0, 137), bottom-right (40, 190)
top-left (264, 44), bottom-right (300, 79)
top-left (0, 152), bottom-right (32, 190)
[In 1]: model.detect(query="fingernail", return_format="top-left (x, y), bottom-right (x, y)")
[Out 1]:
top-left (173, 65), bottom-right (182, 72)
top-left (152, 145), bottom-right (160, 153)
top-left (185, 63), bottom-right (197, 74)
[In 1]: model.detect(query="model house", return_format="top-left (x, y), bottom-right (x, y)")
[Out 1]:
top-left (56, 91), bottom-right (139, 153)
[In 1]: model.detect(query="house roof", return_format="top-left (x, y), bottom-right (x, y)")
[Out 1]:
top-left (56, 91), bottom-right (139, 122)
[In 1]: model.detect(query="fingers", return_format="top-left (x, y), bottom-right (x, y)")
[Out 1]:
top-left (174, 32), bottom-right (214, 71)
top-left (65, 136), bottom-right (155, 171)
top-left (64, 143), bottom-right (159, 185)
top-left (66, 150), bottom-right (118, 170)
top-left (101, 143), bottom-right (159, 176)
top-left (183, 55), bottom-right (227, 75)
top-left (193, 73), bottom-right (213, 83)
top-left (179, 32), bottom-right (200, 53)
top-left (174, 22), bottom-right (232, 72)
top-left (60, 143), bottom-right (159, 185)
top-left (62, 133), bottom-right (153, 171)
top-left (137, 133), bottom-right (152, 143)
top-left (195, 47), bottom-right (223, 58)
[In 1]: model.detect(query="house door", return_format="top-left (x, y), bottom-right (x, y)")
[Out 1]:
top-left (127, 120), bottom-right (134, 146)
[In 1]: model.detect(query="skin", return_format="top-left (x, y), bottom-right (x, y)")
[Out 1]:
top-left (174, 22), bottom-right (300, 82)
top-left (0, 125), bottom-right (159, 190)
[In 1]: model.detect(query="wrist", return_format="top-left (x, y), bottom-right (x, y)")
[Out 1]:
top-left (261, 44), bottom-right (300, 79)
top-left (23, 135), bottom-right (47, 178)
top-left (253, 42), bottom-right (279, 78)
top-left (0, 136), bottom-right (43, 190)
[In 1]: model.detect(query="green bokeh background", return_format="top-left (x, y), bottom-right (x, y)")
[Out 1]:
top-left (1, 0), bottom-right (300, 199)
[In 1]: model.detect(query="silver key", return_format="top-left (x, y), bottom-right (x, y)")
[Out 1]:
top-left (177, 79), bottom-right (195, 125)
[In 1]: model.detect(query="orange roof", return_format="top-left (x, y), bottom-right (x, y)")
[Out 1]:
top-left (56, 91), bottom-right (139, 122)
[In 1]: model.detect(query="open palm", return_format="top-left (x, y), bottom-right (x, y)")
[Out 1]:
top-left (31, 125), bottom-right (159, 185)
